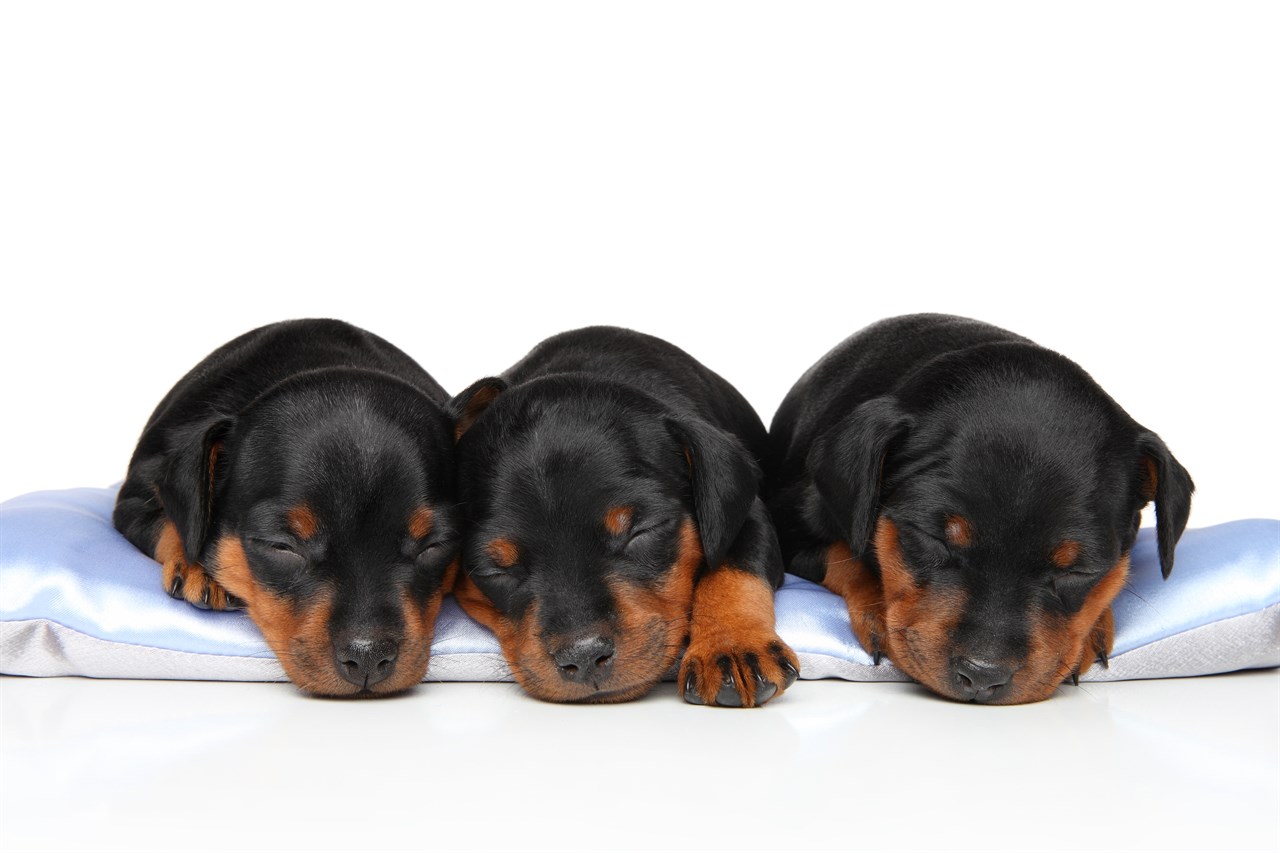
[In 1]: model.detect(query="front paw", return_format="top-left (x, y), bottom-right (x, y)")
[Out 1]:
top-left (162, 557), bottom-right (243, 611)
top-left (1071, 606), bottom-right (1114, 683)
top-left (680, 636), bottom-right (799, 708)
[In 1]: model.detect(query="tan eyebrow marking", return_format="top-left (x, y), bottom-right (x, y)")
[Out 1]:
top-left (487, 539), bottom-right (519, 568)
top-left (287, 505), bottom-right (319, 540)
top-left (604, 506), bottom-right (634, 537)
top-left (944, 515), bottom-right (972, 548)
top-left (409, 506), bottom-right (434, 540)
top-left (1052, 540), bottom-right (1082, 569)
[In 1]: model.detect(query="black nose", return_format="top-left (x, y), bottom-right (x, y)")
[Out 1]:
top-left (336, 638), bottom-right (400, 689)
top-left (552, 635), bottom-right (615, 684)
top-left (952, 657), bottom-right (1012, 702)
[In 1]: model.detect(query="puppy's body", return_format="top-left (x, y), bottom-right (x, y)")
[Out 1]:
top-left (769, 314), bottom-right (1193, 704)
top-left (114, 319), bottom-right (459, 696)
top-left (453, 326), bottom-right (798, 706)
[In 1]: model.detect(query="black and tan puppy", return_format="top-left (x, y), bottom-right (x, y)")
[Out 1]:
top-left (768, 314), bottom-right (1193, 704)
top-left (451, 326), bottom-right (799, 707)
top-left (114, 319), bottom-right (459, 696)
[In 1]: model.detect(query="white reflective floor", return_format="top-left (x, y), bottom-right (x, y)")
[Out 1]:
top-left (2, 671), bottom-right (1277, 853)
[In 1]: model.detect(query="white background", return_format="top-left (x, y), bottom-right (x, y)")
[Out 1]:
top-left (1, 4), bottom-right (1277, 853)
top-left (2, 3), bottom-right (1277, 523)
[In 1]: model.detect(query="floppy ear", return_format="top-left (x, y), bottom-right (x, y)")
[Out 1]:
top-left (807, 397), bottom-right (912, 558)
top-left (667, 417), bottom-right (761, 570)
top-left (1136, 430), bottom-right (1194, 579)
top-left (449, 377), bottom-right (508, 441)
top-left (157, 417), bottom-right (233, 564)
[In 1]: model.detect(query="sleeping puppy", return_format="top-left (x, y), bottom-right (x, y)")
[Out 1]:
top-left (113, 319), bottom-right (458, 697)
top-left (451, 326), bottom-right (799, 706)
top-left (768, 314), bottom-right (1193, 704)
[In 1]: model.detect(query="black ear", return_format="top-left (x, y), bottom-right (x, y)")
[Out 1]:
top-left (667, 417), bottom-right (761, 570)
top-left (1136, 430), bottom-right (1194, 579)
top-left (157, 417), bottom-right (233, 564)
top-left (448, 377), bottom-right (508, 441)
top-left (807, 397), bottom-right (912, 558)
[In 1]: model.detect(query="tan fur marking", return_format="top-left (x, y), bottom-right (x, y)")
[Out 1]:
top-left (441, 557), bottom-right (459, 594)
top-left (875, 516), bottom-right (1132, 704)
top-left (286, 505), bottom-right (319, 540)
top-left (487, 539), bottom-right (519, 568)
top-left (1052, 540), bottom-right (1082, 569)
top-left (456, 519), bottom-right (704, 704)
top-left (875, 517), bottom-right (968, 697)
top-left (207, 441), bottom-right (221, 519)
top-left (1140, 456), bottom-right (1159, 502)
top-left (945, 515), bottom-right (972, 548)
top-left (455, 384), bottom-right (503, 441)
top-left (154, 519), bottom-right (186, 567)
top-left (408, 506), bottom-right (434, 540)
top-left (213, 535), bottom-right (360, 696)
top-left (604, 506), bottom-right (634, 537)
top-left (379, 558), bottom-right (459, 695)
top-left (822, 541), bottom-right (886, 660)
top-left (452, 572), bottom-right (507, 637)
top-left (1019, 556), bottom-right (1129, 703)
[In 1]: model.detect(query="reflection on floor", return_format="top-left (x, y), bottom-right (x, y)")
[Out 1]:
top-left (2, 671), bottom-right (1277, 853)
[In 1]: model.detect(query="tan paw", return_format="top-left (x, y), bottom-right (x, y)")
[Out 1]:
top-left (679, 634), bottom-right (799, 708)
top-left (162, 556), bottom-right (243, 611)
top-left (155, 519), bottom-right (242, 611)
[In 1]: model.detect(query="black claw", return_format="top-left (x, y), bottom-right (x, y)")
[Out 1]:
top-left (683, 672), bottom-right (704, 705)
top-left (225, 594), bottom-right (246, 611)
top-left (168, 575), bottom-right (184, 599)
top-left (190, 584), bottom-right (212, 610)
top-left (754, 676), bottom-right (778, 705)
top-left (1071, 672), bottom-right (1080, 686)
top-left (1097, 648), bottom-right (1109, 669)
top-left (872, 649), bottom-right (883, 666)
top-left (712, 655), bottom-right (739, 706)
top-left (715, 675), bottom-right (743, 707)
top-left (779, 658), bottom-right (799, 690)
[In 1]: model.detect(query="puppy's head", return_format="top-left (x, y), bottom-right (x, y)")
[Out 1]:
top-left (810, 347), bottom-right (1193, 703)
top-left (158, 369), bottom-right (459, 696)
top-left (449, 376), bottom-right (759, 703)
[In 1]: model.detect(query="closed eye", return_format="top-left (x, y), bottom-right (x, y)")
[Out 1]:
top-left (248, 537), bottom-right (307, 570)
top-left (250, 538), bottom-right (299, 554)
top-left (1049, 568), bottom-right (1102, 598)
top-left (625, 519), bottom-right (677, 550)
top-left (470, 562), bottom-right (522, 584)
top-left (417, 539), bottom-right (453, 558)
top-left (900, 523), bottom-right (953, 556)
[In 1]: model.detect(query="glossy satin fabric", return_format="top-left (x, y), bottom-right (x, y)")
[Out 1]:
top-left (1, 486), bottom-right (1277, 682)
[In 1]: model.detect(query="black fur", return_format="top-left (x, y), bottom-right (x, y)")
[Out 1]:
top-left (113, 319), bottom-right (458, 696)
top-left (768, 314), bottom-right (1194, 703)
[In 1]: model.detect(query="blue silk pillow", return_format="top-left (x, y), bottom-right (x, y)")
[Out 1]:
top-left (2, 487), bottom-right (1277, 685)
